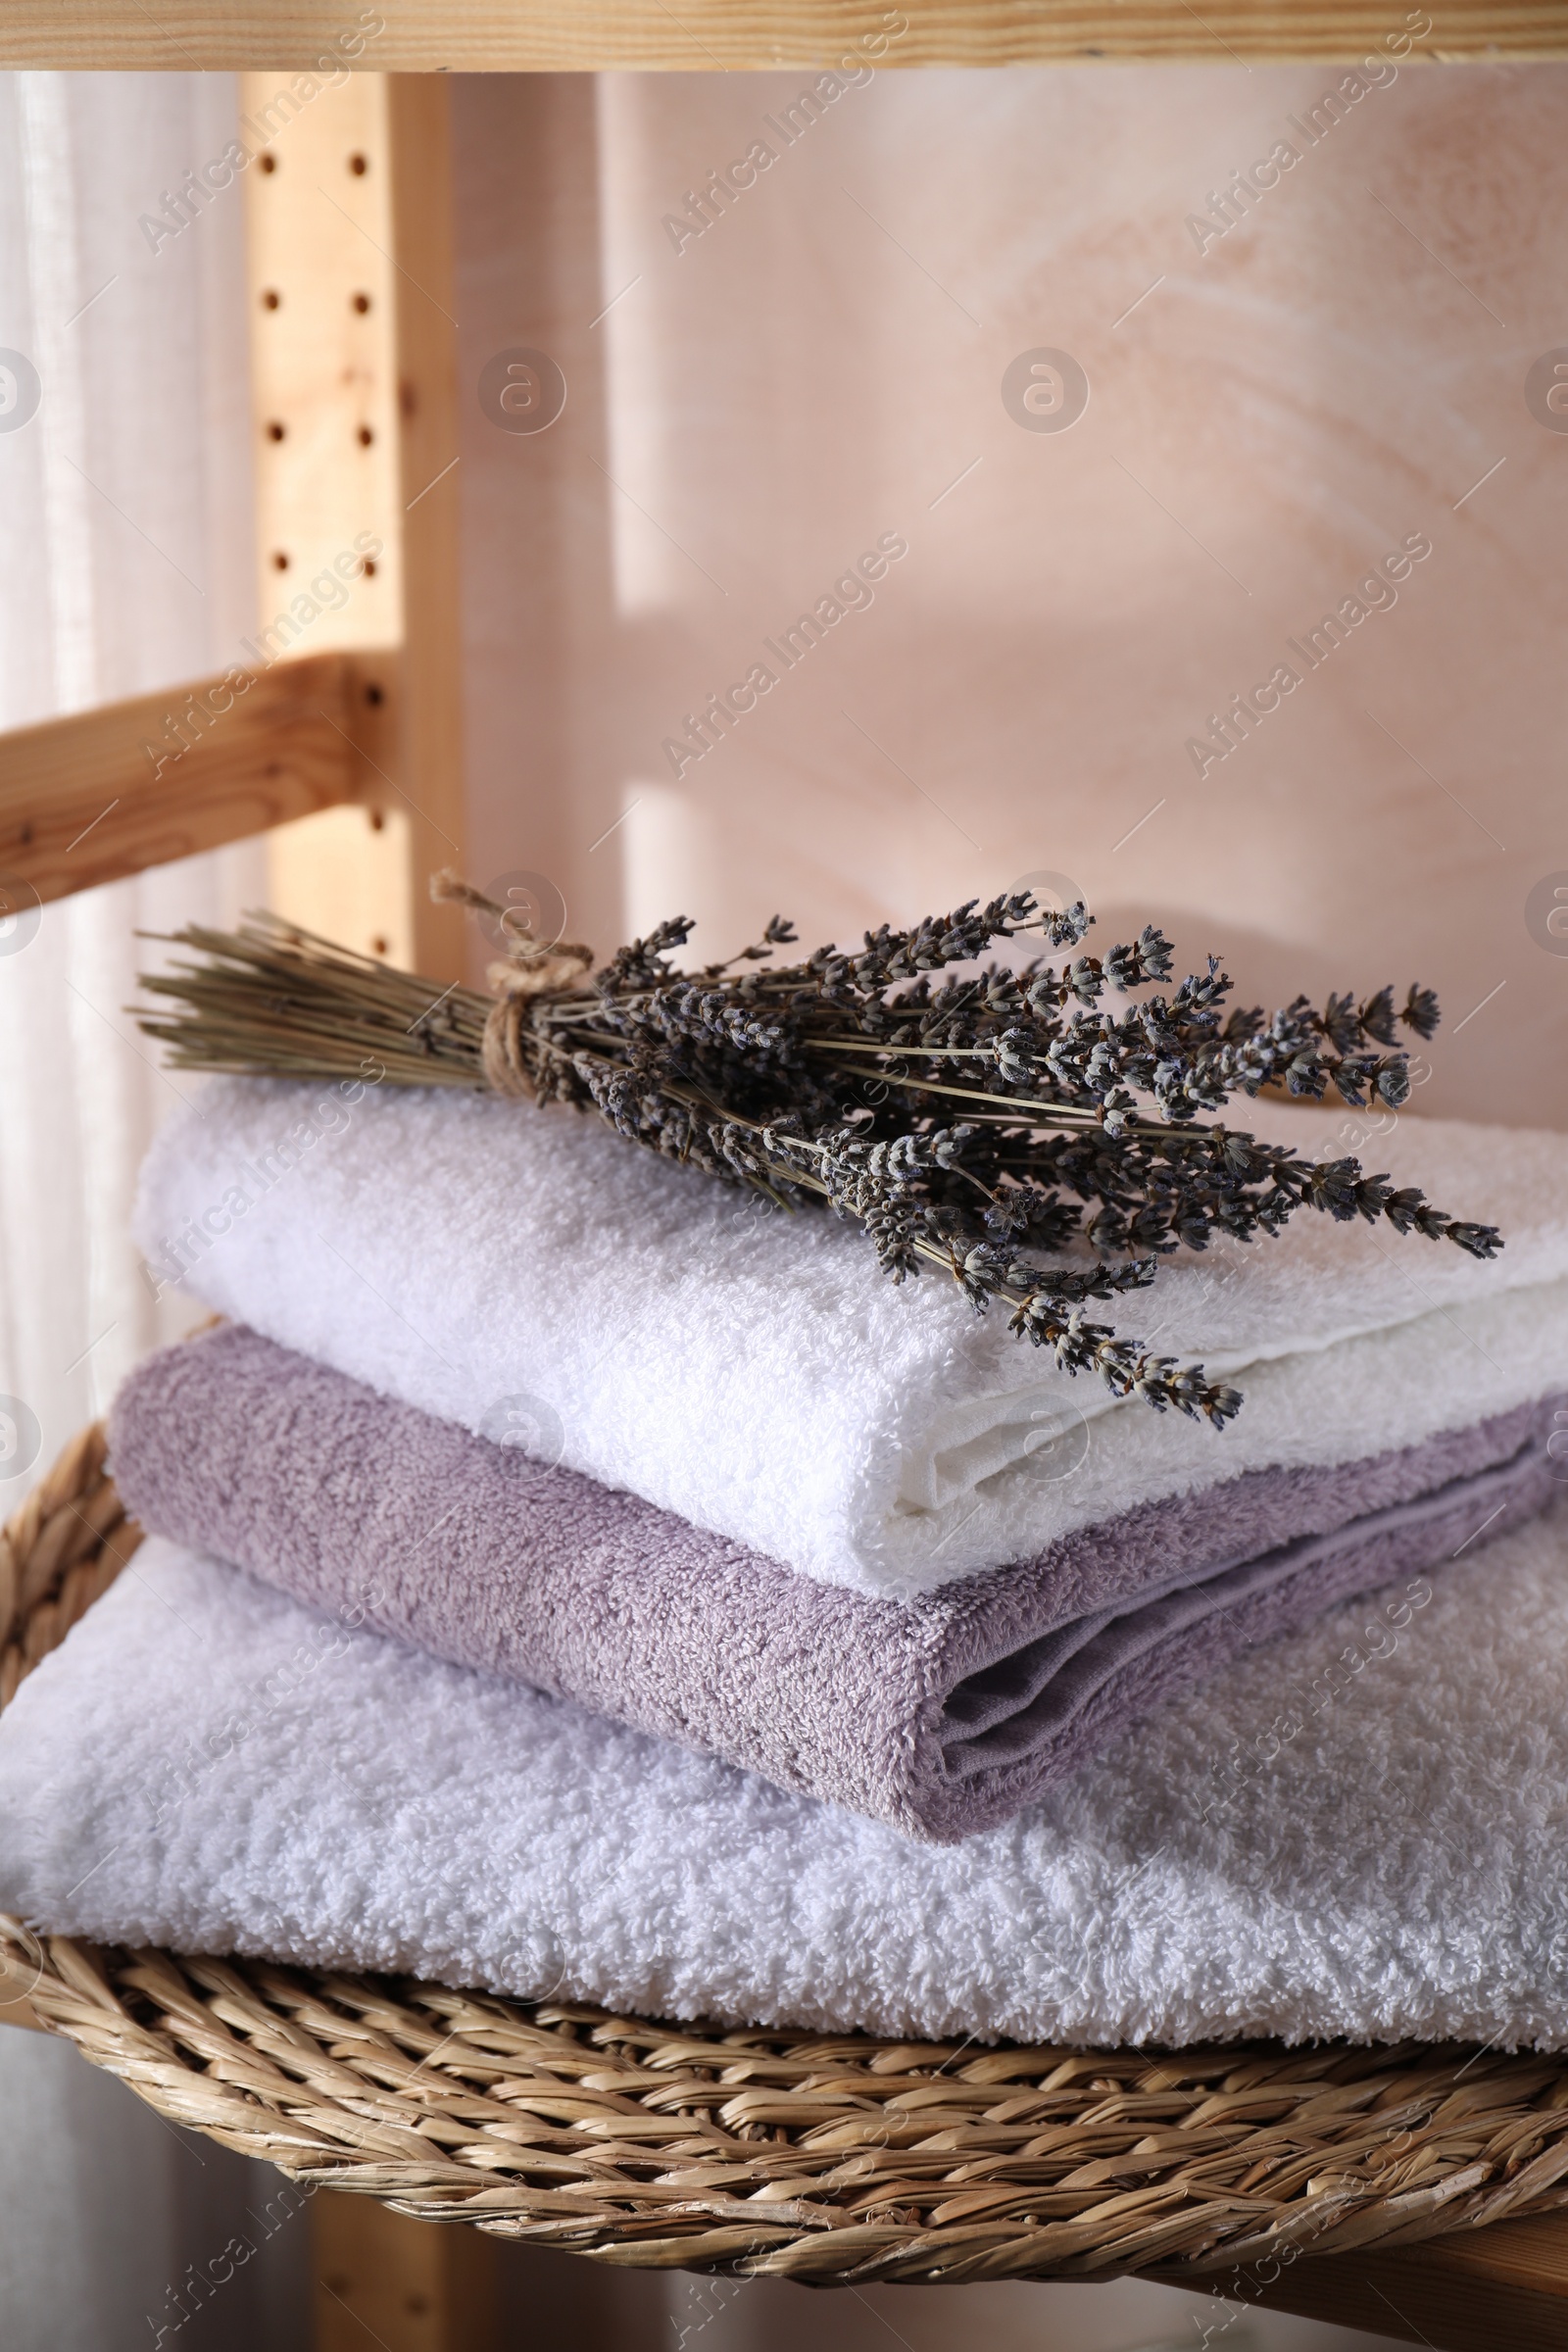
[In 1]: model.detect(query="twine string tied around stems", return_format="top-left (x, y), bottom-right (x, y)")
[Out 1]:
top-left (430, 869), bottom-right (594, 1099)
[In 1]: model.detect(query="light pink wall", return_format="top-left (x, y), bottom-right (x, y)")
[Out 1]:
top-left (454, 62), bottom-right (1568, 1130)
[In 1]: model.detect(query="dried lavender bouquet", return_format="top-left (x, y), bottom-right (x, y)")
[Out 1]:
top-left (136, 875), bottom-right (1499, 1427)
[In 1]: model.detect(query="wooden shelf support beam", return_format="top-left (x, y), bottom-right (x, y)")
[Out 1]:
top-left (0, 648), bottom-right (395, 908)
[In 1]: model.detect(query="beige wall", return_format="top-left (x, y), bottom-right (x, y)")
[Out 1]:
top-left (454, 61), bottom-right (1568, 1130)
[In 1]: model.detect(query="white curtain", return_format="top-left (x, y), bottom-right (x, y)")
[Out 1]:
top-left (0, 72), bottom-right (304, 2352)
top-left (0, 72), bottom-right (266, 1476)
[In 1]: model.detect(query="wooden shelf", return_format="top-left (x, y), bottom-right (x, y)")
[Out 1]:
top-left (1172, 2205), bottom-right (1568, 2351)
top-left (0, 1), bottom-right (1564, 69)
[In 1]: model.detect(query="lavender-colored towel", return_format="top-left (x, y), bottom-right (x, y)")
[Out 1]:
top-left (108, 1325), bottom-right (1559, 1842)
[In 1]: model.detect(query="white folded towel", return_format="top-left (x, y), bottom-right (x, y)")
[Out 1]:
top-left (7, 1516), bottom-right (1568, 2049)
top-left (133, 1078), bottom-right (1568, 1592)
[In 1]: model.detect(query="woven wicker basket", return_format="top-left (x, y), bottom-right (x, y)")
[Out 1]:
top-left (6, 1426), bottom-right (1568, 2285)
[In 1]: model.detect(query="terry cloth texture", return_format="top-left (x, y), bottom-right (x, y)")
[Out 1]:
top-left (132, 1078), bottom-right (1568, 1592)
top-left (11, 1516), bottom-right (1568, 2048)
top-left (109, 1323), bottom-right (1563, 1842)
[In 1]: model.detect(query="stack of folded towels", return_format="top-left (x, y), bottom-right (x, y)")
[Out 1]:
top-left (4, 1075), bottom-right (1568, 2049)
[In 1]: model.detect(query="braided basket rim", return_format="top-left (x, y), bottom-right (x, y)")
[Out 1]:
top-left (5, 1422), bottom-right (1568, 2285)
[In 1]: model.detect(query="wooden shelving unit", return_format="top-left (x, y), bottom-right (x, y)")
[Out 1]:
top-left (2, 23), bottom-right (1567, 2351)
top-left (0, 71), bottom-right (467, 987)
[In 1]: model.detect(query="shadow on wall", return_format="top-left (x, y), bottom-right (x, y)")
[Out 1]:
top-left (454, 63), bottom-right (1568, 1131)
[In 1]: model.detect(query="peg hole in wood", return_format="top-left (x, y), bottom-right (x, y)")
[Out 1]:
top-left (349, 152), bottom-right (368, 175)
top-left (261, 289), bottom-right (280, 311)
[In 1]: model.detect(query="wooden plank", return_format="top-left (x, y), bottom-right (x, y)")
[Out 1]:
top-left (1170, 2208), bottom-right (1568, 2352)
top-left (0, 649), bottom-right (393, 907)
top-left (242, 72), bottom-right (467, 982)
top-left (243, 81), bottom-right (402, 650)
top-left (313, 2190), bottom-right (497, 2352)
top-left (0, 1), bottom-right (1564, 66)
top-left (243, 71), bottom-right (418, 968)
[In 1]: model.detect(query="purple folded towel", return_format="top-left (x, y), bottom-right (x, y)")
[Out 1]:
top-left (108, 1324), bottom-right (1559, 1841)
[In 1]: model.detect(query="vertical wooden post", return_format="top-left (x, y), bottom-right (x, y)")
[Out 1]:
top-left (312, 2196), bottom-right (498, 2352)
top-left (242, 70), bottom-right (410, 963)
top-left (242, 69), bottom-right (467, 985)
